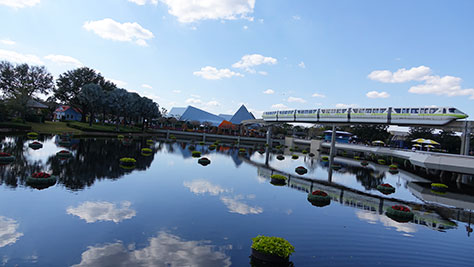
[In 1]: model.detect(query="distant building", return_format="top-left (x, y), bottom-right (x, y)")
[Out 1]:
top-left (167, 105), bottom-right (255, 127)
top-left (324, 130), bottom-right (352, 143)
top-left (54, 105), bottom-right (82, 121)
top-left (26, 99), bottom-right (48, 114)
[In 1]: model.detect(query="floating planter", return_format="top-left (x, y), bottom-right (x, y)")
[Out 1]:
top-left (209, 144), bottom-right (216, 150)
top-left (27, 132), bottom-right (38, 139)
top-left (56, 150), bottom-right (72, 158)
top-left (119, 158), bottom-right (136, 170)
top-left (188, 145), bottom-right (196, 150)
top-left (191, 151), bottom-right (201, 158)
top-left (238, 148), bottom-right (246, 154)
top-left (198, 157), bottom-right (211, 166)
top-left (275, 145), bottom-right (281, 149)
top-left (378, 159), bottom-right (386, 165)
top-left (199, 141), bottom-right (205, 145)
top-left (29, 141), bottom-right (43, 150)
top-left (308, 153), bottom-right (315, 157)
top-left (141, 148), bottom-right (152, 156)
top-left (354, 156), bottom-right (360, 160)
top-left (302, 150), bottom-right (308, 154)
top-left (321, 156), bottom-right (329, 161)
top-left (122, 138), bottom-right (132, 146)
top-left (58, 139), bottom-right (71, 146)
top-left (361, 161), bottom-right (369, 166)
top-left (146, 139), bottom-right (154, 144)
top-left (431, 183), bottom-right (448, 194)
top-left (0, 152), bottom-right (15, 163)
top-left (276, 155), bottom-right (285, 161)
top-left (307, 190), bottom-right (331, 207)
top-left (117, 134), bottom-right (124, 139)
top-left (377, 183), bottom-right (396, 195)
top-left (295, 166), bottom-right (307, 175)
top-left (251, 235), bottom-right (294, 265)
top-left (26, 172), bottom-right (56, 189)
top-left (291, 154), bottom-right (299, 160)
top-left (270, 174), bottom-right (287, 186)
top-left (258, 149), bottom-right (265, 154)
top-left (388, 164), bottom-right (399, 174)
top-left (331, 164), bottom-right (342, 170)
top-left (386, 205), bottom-right (414, 223)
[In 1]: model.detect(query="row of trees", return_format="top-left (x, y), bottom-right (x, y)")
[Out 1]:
top-left (0, 60), bottom-right (163, 129)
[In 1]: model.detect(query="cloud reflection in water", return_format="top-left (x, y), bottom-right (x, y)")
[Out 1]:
top-left (0, 216), bottom-right (23, 248)
top-left (72, 231), bottom-right (231, 267)
top-left (67, 201), bottom-right (136, 223)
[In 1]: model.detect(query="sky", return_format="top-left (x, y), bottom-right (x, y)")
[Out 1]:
top-left (1, 0), bottom-right (474, 119)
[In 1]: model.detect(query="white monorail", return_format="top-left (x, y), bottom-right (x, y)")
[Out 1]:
top-left (262, 107), bottom-right (468, 125)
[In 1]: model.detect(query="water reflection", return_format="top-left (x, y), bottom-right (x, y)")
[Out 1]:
top-left (356, 210), bottom-right (417, 234)
top-left (184, 179), bottom-right (263, 215)
top-left (0, 216), bottom-right (23, 248)
top-left (72, 231), bottom-right (231, 267)
top-left (67, 201), bottom-right (136, 223)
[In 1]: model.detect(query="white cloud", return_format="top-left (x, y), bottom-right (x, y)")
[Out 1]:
top-left (206, 100), bottom-right (220, 107)
top-left (366, 91), bottom-right (390, 99)
top-left (44, 54), bottom-right (83, 67)
top-left (0, 216), bottom-right (23, 248)
top-left (193, 66), bottom-right (243, 80)
top-left (263, 89), bottom-right (274, 95)
top-left (368, 66), bottom-right (431, 83)
top-left (335, 103), bottom-right (358, 108)
top-left (292, 15), bottom-right (301, 20)
top-left (73, 232), bottom-right (231, 267)
top-left (185, 98), bottom-right (203, 105)
top-left (298, 61), bottom-right (305, 68)
top-left (258, 71), bottom-right (268, 75)
top-left (184, 180), bottom-right (228, 196)
top-left (0, 49), bottom-right (43, 65)
top-left (243, 25), bottom-right (248, 30)
top-left (0, 0), bottom-right (39, 8)
top-left (271, 103), bottom-right (288, 109)
top-left (0, 39), bottom-right (15, 45)
top-left (409, 75), bottom-right (474, 98)
top-left (141, 84), bottom-right (152, 89)
top-left (107, 78), bottom-right (127, 88)
top-left (311, 93), bottom-right (325, 98)
top-left (172, 90), bottom-right (181, 93)
top-left (287, 96), bottom-right (306, 103)
top-left (83, 18), bottom-right (154, 46)
top-left (220, 195), bottom-right (263, 215)
top-left (232, 54), bottom-right (277, 73)
top-left (160, 0), bottom-right (255, 23)
top-left (128, 0), bottom-right (158, 5)
top-left (67, 201), bottom-right (136, 223)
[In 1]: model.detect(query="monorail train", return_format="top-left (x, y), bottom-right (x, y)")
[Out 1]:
top-left (262, 107), bottom-right (468, 125)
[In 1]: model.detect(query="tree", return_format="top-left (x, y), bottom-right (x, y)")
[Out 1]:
top-left (0, 61), bottom-right (54, 121)
top-left (77, 83), bottom-right (104, 126)
top-left (437, 130), bottom-right (461, 154)
top-left (54, 67), bottom-right (116, 122)
top-left (349, 125), bottom-right (390, 143)
top-left (407, 127), bottom-right (434, 140)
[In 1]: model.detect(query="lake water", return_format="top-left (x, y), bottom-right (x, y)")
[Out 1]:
top-left (0, 135), bottom-right (473, 266)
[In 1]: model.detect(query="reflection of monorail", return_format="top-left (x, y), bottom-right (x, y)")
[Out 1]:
top-left (262, 107), bottom-right (468, 125)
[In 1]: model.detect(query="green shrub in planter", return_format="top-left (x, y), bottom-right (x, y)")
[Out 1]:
top-left (146, 139), bottom-right (154, 144)
top-left (321, 156), bottom-right (329, 161)
top-left (354, 156), bottom-right (360, 160)
top-left (119, 157), bottom-right (136, 165)
top-left (431, 183), bottom-right (448, 194)
top-left (276, 155), bottom-right (285, 160)
top-left (302, 150), bottom-right (308, 154)
top-left (199, 141), bottom-right (205, 145)
top-left (270, 174), bottom-right (287, 186)
top-left (209, 144), bottom-right (216, 150)
top-left (289, 148), bottom-right (294, 152)
top-left (191, 151), bottom-right (201, 157)
top-left (27, 132), bottom-right (39, 138)
top-left (117, 134), bottom-right (124, 139)
top-left (389, 164), bottom-right (398, 170)
top-left (239, 148), bottom-right (246, 153)
top-left (141, 148), bottom-right (152, 156)
top-left (291, 154), bottom-right (299, 160)
top-left (378, 159), bottom-right (386, 165)
top-left (251, 235), bottom-right (295, 260)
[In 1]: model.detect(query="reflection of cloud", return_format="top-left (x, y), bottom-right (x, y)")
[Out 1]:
top-left (356, 210), bottom-right (417, 233)
top-left (73, 231), bottom-right (231, 267)
top-left (183, 180), bottom-right (228, 196)
top-left (0, 216), bottom-right (23, 248)
top-left (67, 201), bottom-right (136, 223)
top-left (220, 195), bottom-right (263, 215)
top-left (184, 180), bottom-right (263, 215)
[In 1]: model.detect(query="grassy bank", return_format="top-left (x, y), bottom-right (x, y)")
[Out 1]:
top-left (27, 121), bottom-right (83, 134)
top-left (67, 121), bottom-right (142, 133)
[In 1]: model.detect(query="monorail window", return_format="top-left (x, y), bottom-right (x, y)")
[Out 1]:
top-left (336, 109), bottom-right (341, 113)
top-left (366, 109), bottom-right (372, 113)
top-left (449, 108), bottom-right (456, 113)
top-left (411, 109), bottom-right (419, 114)
top-left (373, 109), bottom-right (379, 113)
top-left (394, 108), bottom-right (401, 113)
top-left (430, 108), bottom-right (437, 114)
top-left (380, 108), bottom-right (386, 113)
top-left (352, 108), bottom-right (358, 113)
top-left (342, 109), bottom-right (347, 113)
top-left (443, 108), bottom-right (446, 114)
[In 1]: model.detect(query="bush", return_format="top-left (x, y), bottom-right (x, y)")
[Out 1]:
top-left (191, 151), bottom-right (201, 157)
top-left (302, 150), bottom-right (308, 154)
top-left (251, 235), bottom-right (295, 259)
top-left (292, 154), bottom-right (299, 159)
top-left (119, 157), bottom-right (136, 164)
top-left (270, 174), bottom-right (287, 180)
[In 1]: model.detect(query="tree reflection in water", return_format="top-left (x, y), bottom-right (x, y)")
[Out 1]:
top-left (0, 136), bottom-right (161, 191)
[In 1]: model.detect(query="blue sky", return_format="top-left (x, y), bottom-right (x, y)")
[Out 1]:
top-left (1, 0), bottom-right (474, 118)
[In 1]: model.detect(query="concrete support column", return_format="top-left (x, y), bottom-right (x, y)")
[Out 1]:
top-left (266, 126), bottom-right (272, 148)
top-left (460, 121), bottom-right (471, 155)
top-left (327, 124), bottom-right (337, 183)
top-left (202, 133), bottom-right (206, 143)
top-left (238, 136), bottom-right (241, 146)
top-left (166, 129), bottom-right (170, 139)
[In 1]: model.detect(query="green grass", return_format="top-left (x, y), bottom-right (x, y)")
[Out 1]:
top-left (26, 121), bottom-right (82, 134)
